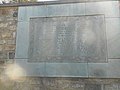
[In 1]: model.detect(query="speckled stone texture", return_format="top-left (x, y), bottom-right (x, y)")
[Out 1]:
top-left (29, 15), bottom-right (106, 63)
top-left (0, 7), bottom-right (17, 64)
top-left (11, 78), bottom-right (120, 90)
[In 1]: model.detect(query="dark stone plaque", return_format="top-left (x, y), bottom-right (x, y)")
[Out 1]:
top-left (28, 15), bottom-right (107, 63)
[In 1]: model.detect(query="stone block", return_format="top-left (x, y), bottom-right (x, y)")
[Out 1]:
top-left (6, 17), bottom-right (15, 21)
top-left (85, 84), bottom-right (102, 90)
top-left (15, 59), bottom-right (45, 76)
top-left (6, 59), bottom-right (14, 64)
top-left (0, 23), bottom-right (8, 28)
top-left (4, 45), bottom-right (15, 51)
top-left (44, 78), bottom-right (84, 90)
top-left (104, 84), bottom-right (119, 90)
top-left (106, 18), bottom-right (120, 58)
top-left (12, 32), bottom-right (16, 39)
top-left (13, 11), bottom-right (18, 17)
top-left (15, 22), bottom-right (29, 59)
top-left (9, 25), bottom-right (17, 31)
top-left (108, 59), bottom-right (120, 78)
top-left (0, 9), bottom-right (10, 15)
top-left (1, 32), bottom-right (12, 39)
top-left (29, 78), bottom-right (42, 85)
top-left (31, 86), bottom-right (42, 90)
top-left (45, 63), bottom-right (88, 77)
top-left (0, 52), bottom-right (7, 59)
top-left (7, 40), bottom-right (15, 45)
top-left (88, 63), bottom-right (108, 78)
top-left (86, 1), bottom-right (120, 17)
top-left (0, 60), bottom-right (5, 64)
top-left (0, 45), bottom-right (3, 51)
top-left (0, 40), bottom-right (6, 44)
top-left (8, 52), bottom-right (15, 59)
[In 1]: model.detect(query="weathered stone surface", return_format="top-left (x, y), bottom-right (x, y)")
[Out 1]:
top-left (0, 23), bottom-right (8, 28)
top-left (0, 73), bottom-right (120, 90)
top-left (5, 78), bottom-right (120, 90)
top-left (0, 7), bottom-right (17, 63)
top-left (0, 17), bottom-right (5, 22)
top-left (7, 40), bottom-right (15, 45)
top-left (8, 52), bottom-right (15, 59)
top-left (9, 25), bottom-right (17, 31)
top-left (44, 79), bottom-right (84, 90)
top-left (6, 59), bottom-right (14, 64)
top-left (4, 45), bottom-right (15, 51)
top-left (104, 84), bottom-right (119, 90)
top-left (0, 40), bottom-right (6, 44)
top-left (85, 84), bottom-right (101, 90)
top-left (1, 32), bottom-right (12, 39)
top-left (0, 51), bottom-right (7, 59)
top-left (0, 45), bottom-right (3, 51)
top-left (12, 32), bottom-right (16, 39)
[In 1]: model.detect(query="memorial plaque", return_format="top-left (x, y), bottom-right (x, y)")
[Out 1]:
top-left (28, 15), bottom-right (107, 63)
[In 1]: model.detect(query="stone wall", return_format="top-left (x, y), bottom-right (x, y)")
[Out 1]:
top-left (0, 7), bottom-right (17, 64)
top-left (13, 78), bottom-right (120, 90)
top-left (0, 7), bottom-right (17, 90)
top-left (1, 7), bottom-right (120, 90)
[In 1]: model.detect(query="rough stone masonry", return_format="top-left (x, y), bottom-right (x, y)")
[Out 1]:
top-left (1, 7), bottom-right (120, 90)
top-left (0, 7), bottom-right (17, 63)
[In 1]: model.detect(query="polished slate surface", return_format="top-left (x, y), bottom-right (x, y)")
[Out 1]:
top-left (27, 6), bottom-right (48, 21)
top-left (16, 1), bottom-right (120, 77)
top-left (15, 59), bottom-right (88, 77)
top-left (108, 59), bottom-right (120, 78)
top-left (18, 3), bottom-right (86, 22)
top-left (88, 63), bottom-right (108, 78)
top-left (47, 3), bottom-right (85, 16)
top-left (18, 1), bottom-right (120, 22)
top-left (69, 3), bottom-right (85, 16)
top-left (106, 18), bottom-right (120, 58)
top-left (15, 59), bottom-right (45, 76)
top-left (85, 1), bottom-right (120, 17)
top-left (28, 15), bottom-right (107, 63)
top-left (15, 22), bottom-right (29, 59)
top-left (18, 7), bottom-right (27, 22)
top-left (47, 4), bottom-right (70, 17)
top-left (15, 59), bottom-right (120, 77)
top-left (45, 63), bottom-right (88, 77)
